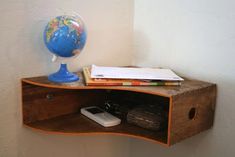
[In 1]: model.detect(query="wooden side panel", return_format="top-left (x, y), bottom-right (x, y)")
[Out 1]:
top-left (169, 84), bottom-right (216, 145)
top-left (22, 82), bottom-right (106, 124)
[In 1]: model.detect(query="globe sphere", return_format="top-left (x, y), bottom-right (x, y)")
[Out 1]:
top-left (44, 15), bottom-right (87, 58)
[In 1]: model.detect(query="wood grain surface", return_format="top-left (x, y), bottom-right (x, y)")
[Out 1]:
top-left (21, 73), bottom-right (216, 146)
top-left (27, 113), bottom-right (168, 144)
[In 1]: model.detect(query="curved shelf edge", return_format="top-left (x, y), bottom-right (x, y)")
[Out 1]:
top-left (22, 75), bottom-right (216, 99)
top-left (21, 78), bottom-right (171, 98)
top-left (23, 124), bottom-right (169, 147)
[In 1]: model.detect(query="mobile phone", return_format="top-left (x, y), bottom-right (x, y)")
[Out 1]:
top-left (81, 106), bottom-right (121, 127)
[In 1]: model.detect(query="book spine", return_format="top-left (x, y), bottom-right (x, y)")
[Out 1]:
top-left (83, 67), bottom-right (182, 86)
top-left (87, 82), bottom-right (181, 86)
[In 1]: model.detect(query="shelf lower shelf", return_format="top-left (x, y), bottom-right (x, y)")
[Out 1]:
top-left (25, 113), bottom-right (168, 145)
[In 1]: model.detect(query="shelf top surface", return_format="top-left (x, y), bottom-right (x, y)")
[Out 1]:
top-left (22, 72), bottom-right (215, 97)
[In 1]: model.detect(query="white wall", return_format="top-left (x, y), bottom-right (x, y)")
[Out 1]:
top-left (132, 0), bottom-right (235, 157)
top-left (0, 0), bottom-right (133, 157)
top-left (1, 0), bottom-right (235, 157)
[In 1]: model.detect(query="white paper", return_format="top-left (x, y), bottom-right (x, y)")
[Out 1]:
top-left (90, 65), bottom-right (184, 81)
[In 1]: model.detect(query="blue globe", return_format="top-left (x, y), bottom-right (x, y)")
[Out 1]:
top-left (43, 15), bottom-right (87, 83)
top-left (44, 15), bottom-right (87, 57)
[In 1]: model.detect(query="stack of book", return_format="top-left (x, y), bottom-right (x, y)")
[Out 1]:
top-left (82, 65), bottom-right (184, 86)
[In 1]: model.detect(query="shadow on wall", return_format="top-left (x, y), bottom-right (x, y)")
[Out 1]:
top-left (129, 130), bottom-right (214, 157)
top-left (18, 127), bottom-right (130, 157)
top-left (129, 77), bottom-right (235, 157)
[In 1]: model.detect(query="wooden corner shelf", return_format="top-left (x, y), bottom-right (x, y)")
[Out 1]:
top-left (21, 72), bottom-right (216, 147)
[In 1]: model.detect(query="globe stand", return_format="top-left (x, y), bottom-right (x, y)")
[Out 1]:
top-left (48, 64), bottom-right (79, 83)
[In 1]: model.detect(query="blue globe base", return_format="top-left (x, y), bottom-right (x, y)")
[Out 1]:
top-left (48, 64), bottom-right (79, 83)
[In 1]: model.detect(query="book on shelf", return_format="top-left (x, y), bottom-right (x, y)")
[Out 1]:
top-left (83, 67), bottom-right (182, 86)
top-left (91, 64), bottom-right (184, 81)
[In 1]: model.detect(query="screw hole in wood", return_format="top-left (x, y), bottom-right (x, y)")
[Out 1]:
top-left (46, 94), bottom-right (54, 100)
top-left (188, 107), bottom-right (196, 120)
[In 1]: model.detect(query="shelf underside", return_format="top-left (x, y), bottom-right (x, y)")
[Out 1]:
top-left (25, 113), bottom-right (168, 144)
